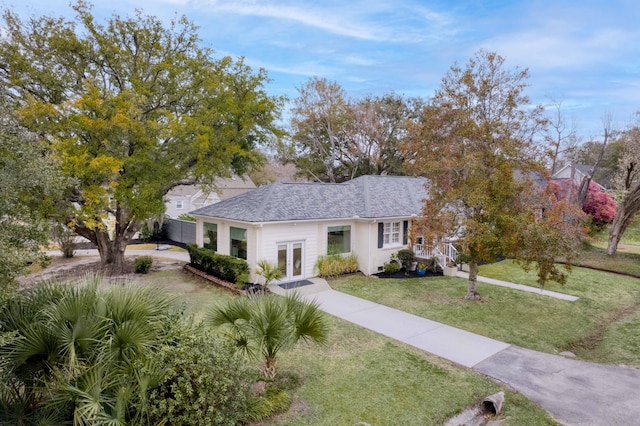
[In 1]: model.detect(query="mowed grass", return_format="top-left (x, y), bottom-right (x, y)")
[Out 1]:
top-left (271, 317), bottom-right (556, 426)
top-left (330, 261), bottom-right (640, 366)
top-left (136, 269), bottom-right (557, 425)
top-left (574, 243), bottom-right (640, 276)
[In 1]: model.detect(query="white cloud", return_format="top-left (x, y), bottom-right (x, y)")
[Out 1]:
top-left (343, 55), bottom-right (377, 67)
top-left (482, 27), bottom-right (632, 70)
top-left (189, 0), bottom-right (455, 44)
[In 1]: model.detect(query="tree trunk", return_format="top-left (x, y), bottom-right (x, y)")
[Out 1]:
top-left (94, 230), bottom-right (128, 272)
top-left (72, 208), bottom-right (142, 273)
top-left (465, 261), bottom-right (481, 300)
top-left (263, 357), bottom-right (277, 379)
top-left (607, 187), bottom-right (640, 255)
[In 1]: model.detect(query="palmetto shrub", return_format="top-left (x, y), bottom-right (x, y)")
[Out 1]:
top-left (0, 275), bottom-right (253, 425)
top-left (208, 292), bottom-right (329, 379)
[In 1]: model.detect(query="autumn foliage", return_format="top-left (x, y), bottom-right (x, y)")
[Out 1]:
top-left (403, 50), bottom-right (586, 299)
top-left (582, 182), bottom-right (616, 228)
top-left (547, 179), bottom-right (616, 230)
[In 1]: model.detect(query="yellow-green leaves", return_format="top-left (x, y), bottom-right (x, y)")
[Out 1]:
top-left (0, 1), bottom-right (282, 267)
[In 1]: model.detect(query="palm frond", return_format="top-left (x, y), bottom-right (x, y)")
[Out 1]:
top-left (288, 294), bottom-right (329, 345)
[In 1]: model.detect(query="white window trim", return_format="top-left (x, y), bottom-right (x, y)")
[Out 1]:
top-left (383, 221), bottom-right (402, 248)
top-left (175, 200), bottom-right (184, 209)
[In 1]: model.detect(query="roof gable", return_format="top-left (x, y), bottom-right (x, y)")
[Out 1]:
top-left (191, 175), bottom-right (428, 223)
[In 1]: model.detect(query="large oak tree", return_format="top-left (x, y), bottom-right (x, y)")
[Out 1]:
top-left (0, 1), bottom-right (283, 271)
top-left (404, 50), bottom-right (585, 300)
top-left (287, 77), bottom-right (417, 182)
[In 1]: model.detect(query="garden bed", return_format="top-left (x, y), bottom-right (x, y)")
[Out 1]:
top-left (373, 268), bottom-right (443, 279)
top-left (183, 264), bottom-right (266, 295)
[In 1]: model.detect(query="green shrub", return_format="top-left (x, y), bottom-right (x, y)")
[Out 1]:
top-left (147, 331), bottom-right (252, 426)
top-left (315, 253), bottom-right (358, 278)
top-left (397, 249), bottom-right (415, 269)
top-left (384, 262), bottom-right (401, 275)
top-left (177, 213), bottom-right (196, 222)
top-left (52, 222), bottom-right (76, 258)
top-left (140, 221), bottom-right (152, 240)
top-left (187, 244), bottom-right (249, 283)
top-left (134, 256), bottom-right (153, 273)
top-left (235, 273), bottom-right (249, 290)
top-left (140, 221), bottom-right (168, 241)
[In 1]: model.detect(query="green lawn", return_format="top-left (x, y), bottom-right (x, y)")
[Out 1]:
top-left (574, 243), bottom-right (640, 276)
top-left (272, 317), bottom-right (556, 426)
top-left (330, 261), bottom-right (640, 366)
top-left (139, 269), bottom-right (557, 425)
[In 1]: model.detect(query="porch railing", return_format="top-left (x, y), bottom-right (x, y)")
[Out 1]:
top-left (413, 242), bottom-right (458, 269)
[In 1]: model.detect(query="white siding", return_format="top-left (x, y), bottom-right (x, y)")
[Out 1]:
top-left (193, 217), bottom-right (415, 281)
top-left (259, 222), bottom-right (319, 281)
top-left (354, 221), bottom-right (372, 275)
top-left (165, 189), bottom-right (220, 219)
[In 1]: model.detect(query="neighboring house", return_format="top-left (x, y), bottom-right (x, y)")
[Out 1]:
top-left (215, 176), bottom-right (258, 200)
top-left (191, 175), bottom-right (452, 283)
top-left (165, 176), bottom-right (256, 218)
top-left (552, 164), bottom-right (605, 192)
top-left (165, 186), bottom-right (221, 219)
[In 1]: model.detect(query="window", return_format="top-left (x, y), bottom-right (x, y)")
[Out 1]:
top-left (327, 225), bottom-right (351, 254)
top-left (176, 200), bottom-right (183, 209)
top-left (383, 221), bottom-right (401, 247)
top-left (230, 226), bottom-right (247, 260)
top-left (203, 223), bottom-right (217, 251)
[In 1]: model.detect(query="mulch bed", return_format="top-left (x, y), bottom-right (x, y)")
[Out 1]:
top-left (374, 268), bottom-right (443, 279)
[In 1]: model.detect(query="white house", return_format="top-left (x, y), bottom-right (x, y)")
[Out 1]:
top-left (165, 176), bottom-right (256, 218)
top-left (191, 175), bottom-right (456, 283)
top-left (552, 164), bottom-right (606, 191)
top-left (165, 185), bottom-right (221, 219)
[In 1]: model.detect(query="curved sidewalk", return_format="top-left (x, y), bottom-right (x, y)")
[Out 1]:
top-left (273, 280), bottom-right (640, 425)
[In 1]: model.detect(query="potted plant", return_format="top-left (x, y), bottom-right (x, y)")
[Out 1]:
top-left (416, 263), bottom-right (427, 276)
top-left (397, 249), bottom-right (416, 272)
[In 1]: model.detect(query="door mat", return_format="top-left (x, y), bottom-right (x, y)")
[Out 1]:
top-left (279, 280), bottom-right (314, 290)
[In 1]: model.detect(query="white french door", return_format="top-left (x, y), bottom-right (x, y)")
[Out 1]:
top-left (277, 241), bottom-right (304, 282)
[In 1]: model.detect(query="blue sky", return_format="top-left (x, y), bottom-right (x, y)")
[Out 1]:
top-left (3, 0), bottom-right (639, 139)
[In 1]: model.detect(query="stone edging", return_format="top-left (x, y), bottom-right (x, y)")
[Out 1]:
top-left (183, 264), bottom-right (245, 295)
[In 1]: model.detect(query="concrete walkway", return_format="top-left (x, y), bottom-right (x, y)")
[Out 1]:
top-left (456, 271), bottom-right (579, 301)
top-left (271, 279), bottom-right (640, 426)
top-left (270, 281), bottom-right (509, 368)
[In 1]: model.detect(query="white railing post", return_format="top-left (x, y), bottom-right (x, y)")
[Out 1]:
top-left (414, 241), bottom-right (458, 267)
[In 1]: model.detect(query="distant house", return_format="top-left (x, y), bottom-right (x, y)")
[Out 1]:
top-left (165, 176), bottom-right (256, 218)
top-left (552, 164), bottom-right (605, 191)
top-left (191, 175), bottom-right (457, 283)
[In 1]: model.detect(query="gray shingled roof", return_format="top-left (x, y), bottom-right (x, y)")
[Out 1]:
top-left (191, 175), bottom-right (428, 223)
